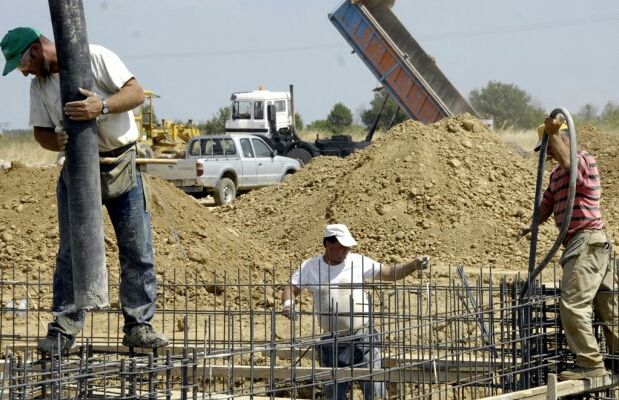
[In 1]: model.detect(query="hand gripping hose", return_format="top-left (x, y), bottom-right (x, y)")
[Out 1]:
top-left (519, 108), bottom-right (577, 299)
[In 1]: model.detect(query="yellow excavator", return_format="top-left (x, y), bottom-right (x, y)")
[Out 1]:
top-left (134, 90), bottom-right (200, 158)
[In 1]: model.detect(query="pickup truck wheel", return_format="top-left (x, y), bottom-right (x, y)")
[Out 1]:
top-left (214, 178), bottom-right (236, 205)
top-left (281, 172), bottom-right (293, 182)
top-left (285, 148), bottom-right (312, 167)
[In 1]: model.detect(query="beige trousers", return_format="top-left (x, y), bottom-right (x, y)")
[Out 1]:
top-left (560, 230), bottom-right (619, 368)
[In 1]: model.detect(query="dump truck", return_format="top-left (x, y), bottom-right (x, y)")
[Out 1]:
top-left (329, 0), bottom-right (478, 124)
top-left (225, 86), bottom-right (380, 166)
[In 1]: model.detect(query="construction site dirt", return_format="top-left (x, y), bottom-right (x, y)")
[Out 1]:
top-left (2, 114), bottom-right (619, 324)
top-left (1, 115), bottom-right (619, 398)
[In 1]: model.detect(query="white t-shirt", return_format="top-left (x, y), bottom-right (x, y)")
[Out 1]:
top-left (291, 253), bottom-right (382, 333)
top-left (29, 44), bottom-right (139, 152)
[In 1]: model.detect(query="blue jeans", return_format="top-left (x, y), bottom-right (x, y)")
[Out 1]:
top-left (318, 327), bottom-right (385, 400)
top-left (48, 166), bottom-right (157, 337)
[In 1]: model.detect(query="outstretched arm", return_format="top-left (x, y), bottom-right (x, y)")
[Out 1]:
top-left (376, 256), bottom-right (430, 281)
top-left (281, 285), bottom-right (301, 319)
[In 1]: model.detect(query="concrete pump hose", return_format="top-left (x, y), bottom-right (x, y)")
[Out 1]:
top-left (520, 108), bottom-right (578, 299)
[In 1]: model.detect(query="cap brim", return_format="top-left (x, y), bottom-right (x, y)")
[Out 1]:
top-left (336, 236), bottom-right (358, 247)
top-left (2, 56), bottom-right (19, 76)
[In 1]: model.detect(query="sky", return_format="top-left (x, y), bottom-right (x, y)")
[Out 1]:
top-left (1, 0), bottom-right (618, 131)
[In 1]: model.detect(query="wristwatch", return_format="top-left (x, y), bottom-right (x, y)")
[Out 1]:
top-left (101, 99), bottom-right (110, 115)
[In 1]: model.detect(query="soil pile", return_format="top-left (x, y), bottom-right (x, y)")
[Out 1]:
top-left (1, 118), bottom-right (617, 293)
top-left (0, 165), bottom-right (273, 306)
top-left (215, 115), bottom-right (555, 270)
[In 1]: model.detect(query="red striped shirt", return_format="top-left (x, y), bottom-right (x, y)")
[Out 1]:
top-left (541, 151), bottom-right (604, 245)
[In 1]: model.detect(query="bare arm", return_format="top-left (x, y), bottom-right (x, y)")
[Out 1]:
top-left (281, 285), bottom-right (301, 320)
top-left (63, 77), bottom-right (145, 121)
top-left (376, 256), bottom-right (430, 281)
top-left (518, 201), bottom-right (554, 239)
top-left (545, 116), bottom-right (571, 170)
top-left (547, 133), bottom-right (571, 170)
top-left (33, 127), bottom-right (61, 151)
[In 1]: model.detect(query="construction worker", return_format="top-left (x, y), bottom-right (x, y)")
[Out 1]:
top-left (1, 27), bottom-right (168, 352)
top-left (281, 223), bottom-right (429, 399)
top-left (521, 116), bottom-right (618, 380)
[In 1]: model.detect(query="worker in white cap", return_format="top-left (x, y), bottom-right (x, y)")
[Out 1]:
top-left (281, 223), bottom-right (429, 400)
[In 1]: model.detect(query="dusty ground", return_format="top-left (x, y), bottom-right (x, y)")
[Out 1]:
top-left (1, 115), bottom-right (618, 340)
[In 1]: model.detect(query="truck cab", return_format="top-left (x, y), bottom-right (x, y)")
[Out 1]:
top-left (225, 90), bottom-right (293, 136)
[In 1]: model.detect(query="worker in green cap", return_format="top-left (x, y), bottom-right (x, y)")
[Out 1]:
top-left (1, 27), bottom-right (168, 353)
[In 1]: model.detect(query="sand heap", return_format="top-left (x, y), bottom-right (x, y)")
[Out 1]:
top-left (1, 117), bottom-right (617, 293)
top-left (215, 115), bottom-right (548, 270)
top-left (0, 164), bottom-right (274, 307)
top-left (215, 117), bottom-right (619, 272)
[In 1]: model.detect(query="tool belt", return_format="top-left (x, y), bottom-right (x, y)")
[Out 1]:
top-left (99, 142), bottom-right (137, 200)
top-left (98, 141), bottom-right (136, 158)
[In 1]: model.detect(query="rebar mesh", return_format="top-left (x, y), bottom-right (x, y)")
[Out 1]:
top-left (1, 257), bottom-right (617, 399)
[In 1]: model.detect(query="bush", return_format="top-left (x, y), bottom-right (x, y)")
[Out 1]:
top-left (326, 103), bottom-right (353, 134)
top-left (200, 106), bottom-right (231, 134)
top-left (469, 81), bottom-right (544, 129)
top-left (360, 91), bottom-right (407, 130)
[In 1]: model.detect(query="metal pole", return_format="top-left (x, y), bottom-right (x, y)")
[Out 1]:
top-left (48, 0), bottom-right (108, 310)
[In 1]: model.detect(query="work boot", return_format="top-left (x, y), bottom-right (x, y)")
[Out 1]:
top-left (37, 333), bottom-right (75, 354)
top-left (122, 325), bottom-right (169, 348)
top-left (558, 366), bottom-right (608, 381)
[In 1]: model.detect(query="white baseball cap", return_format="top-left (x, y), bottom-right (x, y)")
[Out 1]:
top-left (323, 224), bottom-right (358, 247)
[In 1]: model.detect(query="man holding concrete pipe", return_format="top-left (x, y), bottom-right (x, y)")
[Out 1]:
top-left (281, 223), bottom-right (429, 399)
top-left (520, 116), bottom-right (618, 380)
top-left (1, 27), bottom-right (168, 352)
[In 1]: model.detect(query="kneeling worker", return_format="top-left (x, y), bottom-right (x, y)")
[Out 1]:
top-left (281, 223), bottom-right (429, 399)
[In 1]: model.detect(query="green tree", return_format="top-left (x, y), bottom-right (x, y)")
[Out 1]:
top-left (327, 103), bottom-right (353, 134)
top-left (200, 106), bottom-right (231, 134)
top-left (360, 91), bottom-right (407, 130)
top-left (294, 113), bottom-right (304, 131)
top-left (469, 81), bottom-right (544, 129)
top-left (577, 103), bottom-right (598, 123)
top-left (600, 102), bottom-right (619, 128)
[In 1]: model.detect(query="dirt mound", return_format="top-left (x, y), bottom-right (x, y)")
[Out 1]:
top-left (1, 119), bottom-right (617, 299)
top-left (0, 164), bottom-right (273, 308)
top-left (215, 115), bottom-right (551, 270)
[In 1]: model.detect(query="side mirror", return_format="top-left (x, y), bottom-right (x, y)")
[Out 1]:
top-left (271, 149), bottom-right (278, 157)
top-left (267, 104), bottom-right (277, 133)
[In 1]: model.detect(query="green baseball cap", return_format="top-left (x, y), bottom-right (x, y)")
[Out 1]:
top-left (1, 27), bottom-right (41, 76)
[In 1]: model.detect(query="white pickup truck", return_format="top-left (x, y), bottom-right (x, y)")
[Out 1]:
top-left (145, 134), bottom-right (301, 205)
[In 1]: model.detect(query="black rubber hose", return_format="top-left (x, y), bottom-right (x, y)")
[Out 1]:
top-left (520, 108), bottom-right (578, 299)
top-left (49, 0), bottom-right (109, 310)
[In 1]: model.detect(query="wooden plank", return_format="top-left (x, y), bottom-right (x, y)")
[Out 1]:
top-left (266, 348), bottom-right (520, 370)
top-left (479, 373), bottom-right (619, 400)
top-left (180, 364), bottom-right (466, 383)
top-left (546, 373), bottom-right (557, 400)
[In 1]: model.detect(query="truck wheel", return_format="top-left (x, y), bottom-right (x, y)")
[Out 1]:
top-left (281, 172), bottom-right (293, 182)
top-left (213, 178), bottom-right (236, 205)
top-left (286, 148), bottom-right (312, 167)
